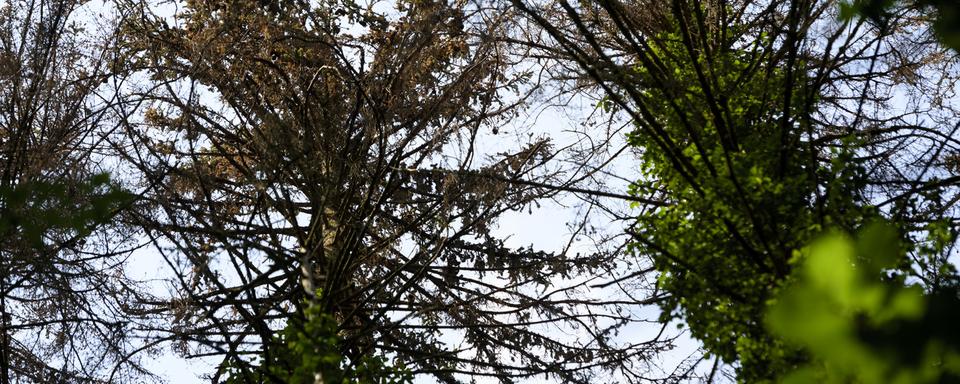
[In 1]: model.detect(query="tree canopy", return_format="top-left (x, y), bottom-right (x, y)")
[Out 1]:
top-left (2, 0), bottom-right (960, 383)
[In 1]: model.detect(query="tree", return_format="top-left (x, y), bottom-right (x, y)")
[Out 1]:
top-left (0, 1), bottom-right (150, 382)
top-left (842, 0), bottom-right (960, 50)
top-left (224, 300), bottom-right (413, 384)
top-left (511, 0), bottom-right (960, 380)
top-left (112, 0), bottom-right (672, 382)
top-left (12, 1), bottom-right (960, 382)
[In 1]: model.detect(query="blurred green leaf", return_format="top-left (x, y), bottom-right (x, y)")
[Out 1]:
top-left (767, 226), bottom-right (960, 383)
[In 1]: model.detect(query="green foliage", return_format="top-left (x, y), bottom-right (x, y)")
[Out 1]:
top-left (0, 173), bottom-right (133, 246)
top-left (225, 303), bottom-right (412, 384)
top-left (767, 223), bottom-right (960, 383)
top-left (623, 15), bottom-right (960, 379)
top-left (625, 25), bottom-right (877, 380)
